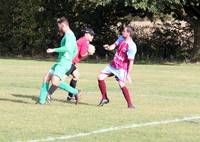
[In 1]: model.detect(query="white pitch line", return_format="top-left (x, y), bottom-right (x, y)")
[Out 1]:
top-left (15, 115), bottom-right (200, 142)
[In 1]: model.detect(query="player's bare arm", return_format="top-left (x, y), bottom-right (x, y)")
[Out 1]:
top-left (103, 43), bottom-right (116, 51)
top-left (47, 48), bottom-right (55, 53)
top-left (127, 60), bottom-right (134, 83)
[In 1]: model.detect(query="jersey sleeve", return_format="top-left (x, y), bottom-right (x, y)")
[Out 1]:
top-left (54, 37), bottom-right (71, 53)
top-left (127, 43), bottom-right (137, 60)
top-left (54, 44), bottom-right (71, 53)
top-left (54, 36), bottom-right (73, 53)
top-left (115, 36), bottom-right (125, 46)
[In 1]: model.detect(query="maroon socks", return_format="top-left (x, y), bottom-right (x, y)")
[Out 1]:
top-left (98, 80), bottom-right (108, 100)
top-left (98, 80), bottom-right (134, 108)
top-left (121, 86), bottom-right (133, 107)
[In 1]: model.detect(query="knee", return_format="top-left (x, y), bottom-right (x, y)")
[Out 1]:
top-left (98, 74), bottom-right (103, 80)
top-left (52, 80), bottom-right (59, 87)
top-left (51, 76), bottom-right (60, 87)
top-left (119, 81), bottom-right (125, 88)
top-left (73, 71), bottom-right (80, 81)
top-left (98, 73), bottom-right (108, 81)
top-left (63, 75), bottom-right (67, 81)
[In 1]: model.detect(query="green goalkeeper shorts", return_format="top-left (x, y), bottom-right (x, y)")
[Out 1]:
top-left (49, 62), bottom-right (72, 80)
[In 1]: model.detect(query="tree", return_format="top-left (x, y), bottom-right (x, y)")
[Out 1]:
top-left (0, 0), bottom-right (42, 56)
top-left (40, 0), bottom-right (149, 57)
top-left (130, 0), bottom-right (200, 62)
top-left (1, 0), bottom-right (197, 62)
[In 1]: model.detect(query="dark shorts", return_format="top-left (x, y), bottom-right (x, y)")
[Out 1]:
top-left (65, 64), bottom-right (77, 76)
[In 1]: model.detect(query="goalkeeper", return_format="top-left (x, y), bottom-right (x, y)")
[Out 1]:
top-left (46, 28), bottom-right (96, 103)
top-left (65, 28), bottom-right (95, 101)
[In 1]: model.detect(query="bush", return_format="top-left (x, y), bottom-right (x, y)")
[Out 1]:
top-left (133, 21), bottom-right (193, 62)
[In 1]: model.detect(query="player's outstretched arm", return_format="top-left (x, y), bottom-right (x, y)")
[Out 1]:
top-left (47, 48), bottom-right (55, 53)
top-left (54, 41), bottom-right (71, 53)
top-left (46, 45), bottom-right (68, 53)
top-left (53, 37), bottom-right (74, 53)
top-left (46, 46), bottom-right (68, 53)
top-left (103, 44), bottom-right (116, 51)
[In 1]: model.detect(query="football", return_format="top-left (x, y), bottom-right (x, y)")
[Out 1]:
top-left (88, 44), bottom-right (96, 55)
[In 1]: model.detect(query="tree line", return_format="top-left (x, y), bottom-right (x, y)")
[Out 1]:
top-left (0, 0), bottom-right (199, 62)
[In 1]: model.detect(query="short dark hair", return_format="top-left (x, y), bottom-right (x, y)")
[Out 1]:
top-left (125, 26), bottom-right (134, 37)
top-left (57, 17), bottom-right (69, 26)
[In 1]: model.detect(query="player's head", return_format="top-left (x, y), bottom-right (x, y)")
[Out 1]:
top-left (84, 28), bottom-right (95, 42)
top-left (122, 26), bottom-right (134, 38)
top-left (57, 17), bottom-right (69, 35)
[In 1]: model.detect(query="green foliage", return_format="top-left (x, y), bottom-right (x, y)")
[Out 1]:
top-left (133, 21), bottom-right (193, 62)
top-left (0, 0), bottom-right (199, 61)
top-left (0, 0), bottom-right (43, 56)
top-left (131, 0), bottom-right (200, 61)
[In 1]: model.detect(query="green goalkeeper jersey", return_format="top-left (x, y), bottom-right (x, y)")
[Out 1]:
top-left (54, 30), bottom-right (77, 64)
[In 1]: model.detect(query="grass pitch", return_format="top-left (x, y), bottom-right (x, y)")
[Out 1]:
top-left (0, 59), bottom-right (200, 142)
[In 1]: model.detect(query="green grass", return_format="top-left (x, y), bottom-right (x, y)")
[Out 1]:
top-left (0, 59), bottom-right (200, 142)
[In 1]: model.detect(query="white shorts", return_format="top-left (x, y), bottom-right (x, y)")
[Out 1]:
top-left (101, 64), bottom-right (127, 83)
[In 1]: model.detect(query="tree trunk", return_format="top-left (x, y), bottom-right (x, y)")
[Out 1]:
top-left (191, 22), bottom-right (200, 62)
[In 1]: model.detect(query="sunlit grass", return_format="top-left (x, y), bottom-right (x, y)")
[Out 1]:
top-left (0, 59), bottom-right (200, 142)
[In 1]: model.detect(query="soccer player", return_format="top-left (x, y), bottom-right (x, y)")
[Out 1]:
top-left (97, 26), bottom-right (137, 108)
top-left (66, 28), bottom-right (95, 101)
top-left (38, 17), bottom-right (81, 105)
top-left (46, 28), bottom-right (95, 103)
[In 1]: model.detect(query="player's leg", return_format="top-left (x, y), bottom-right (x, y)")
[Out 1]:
top-left (57, 78), bottom-right (81, 105)
top-left (67, 65), bottom-right (79, 101)
top-left (114, 69), bottom-right (134, 108)
top-left (48, 75), bottom-right (60, 93)
top-left (48, 63), bottom-right (73, 96)
top-left (39, 71), bottom-right (52, 104)
top-left (98, 64), bottom-right (120, 106)
top-left (97, 72), bottom-right (111, 106)
top-left (118, 80), bottom-right (134, 108)
top-left (48, 64), bottom-right (81, 104)
top-left (47, 75), bottom-right (79, 102)
top-left (46, 74), bottom-right (68, 104)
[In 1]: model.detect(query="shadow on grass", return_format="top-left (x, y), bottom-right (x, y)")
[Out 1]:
top-left (0, 94), bottom-right (37, 105)
top-left (49, 97), bottom-right (97, 107)
top-left (65, 101), bottom-right (98, 107)
top-left (0, 97), bottom-right (31, 104)
top-left (12, 94), bottom-right (38, 101)
top-left (10, 94), bottom-right (97, 107)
